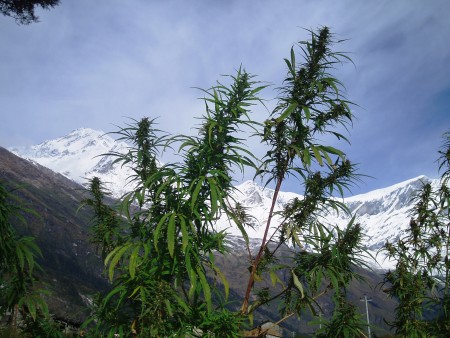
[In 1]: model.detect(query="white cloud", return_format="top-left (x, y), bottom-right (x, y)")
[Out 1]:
top-left (1, 0), bottom-right (450, 195)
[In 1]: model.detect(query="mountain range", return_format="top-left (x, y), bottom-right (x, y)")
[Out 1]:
top-left (9, 127), bottom-right (438, 270)
top-left (3, 127), bottom-right (436, 335)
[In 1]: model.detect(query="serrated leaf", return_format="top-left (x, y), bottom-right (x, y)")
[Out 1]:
top-left (323, 77), bottom-right (339, 94)
top-left (188, 274), bottom-right (197, 300)
top-left (25, 249), bottom-right (35, 273)
top-left (229, 211), bottom-right (249, 245)
top-left (328, 267), bottom-right (340, 291)
top-left (214, 266), bottom-right (229, 299)
top-left (207, 120), bottom-right (217, 145)
top-left (167, 213), bottom-right (177, 257)
top-left (208, 178), bottom-right (219, 217)
top-left (276, 102), bottom-right (298, 123)
top-left (27, 298), bottom-right (37, 321)
top-left (213, 89), bottom-right (220, 112)
top-left (191, 177), bottom-right (205, 211)
top-left (104, 244), bottom-right (123, 267)
top-left (197, 267), bottom-right (212, 312)
top-left (250, 85), bottom-right (268, 95)
top-left (311, 145), bottom-right (323, 166)
top-left (292, 230), bottom-right (303, 248)
top-left (174, 294), bottom-right (190, 313)
top-left (15, 245), bottom-right (25, 270)
top-left (128, 244), bottom-right (141, 279)
top-left (164, 299), bottom-right (173, 316)
top-left (284, 58), bottom-right (294, 78)
top-left (290, 46), bottom-right (296, 70)
top-left (303, 148), bottom-right (311, 166)
top-left (179, 216), bottom-right (189, 251)
top-left (321, 145), bottom-right (344, 157)
top-left (185, 254), bottom-right (197, 300)
top-left (303, 105), bottom-right (311, 120)
top-left (104, 286), bottom-right (125, 305)
top-left (292, 270), bottom-right (304, 299)
top-left (269, 270), bottom-right (278, 286)
top-left (154, 212), bottom-right (172, 250)
top-left (108, 244), bottom-right (131, 282)
top-left (319, 146), bottom-right (333, 166)
top-left (129, 286), bottom-right (141, 298)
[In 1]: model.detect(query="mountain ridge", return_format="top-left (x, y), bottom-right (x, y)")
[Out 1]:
top-left (8, 128), bottom-right (439, 269)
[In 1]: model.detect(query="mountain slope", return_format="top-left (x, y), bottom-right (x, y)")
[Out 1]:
top-left (0, 146), bottom-right (107, 323)
top-left (9, 128), bottom-right (439, 270)
top-left (332, 176), bottom-right (436, 249)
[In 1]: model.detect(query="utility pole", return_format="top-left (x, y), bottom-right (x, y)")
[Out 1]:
top-left (360, 295), bottom-right (372, 338)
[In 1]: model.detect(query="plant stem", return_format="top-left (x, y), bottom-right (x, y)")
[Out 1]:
top-left (241, 178), bottom-right (283, 314)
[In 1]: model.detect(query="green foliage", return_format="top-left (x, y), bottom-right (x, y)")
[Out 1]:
top-left (0, 181), bottom-right (54, 335)
top-left (196, 308), bottom-right (244, 338)
top-left (82, 27), bottom-right (367, 336)
top-left (80, 177), bottom-right (123, 259)
top-left (290, 218), bottom-right (367, 298)
top-left (316, 299), bottom-right (364, 338)
top-left (240, 28), bottom-right (367, 336)
top-left (381, 131), bottom-right (450, 337)
top-left (0, 0), bottom-right (59, 24)
top-left (20, 314), bottom-right (64, 338)
top-left (82, 79), bottom-right (261, 335)
top-left (261, 26), bottom-right (353, 184)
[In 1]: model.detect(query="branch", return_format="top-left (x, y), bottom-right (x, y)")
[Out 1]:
top-left (241, 178), bottom-right (283, 314)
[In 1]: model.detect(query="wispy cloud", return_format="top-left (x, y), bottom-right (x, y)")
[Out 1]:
top-left (1, 0), bottom-right (449, 195)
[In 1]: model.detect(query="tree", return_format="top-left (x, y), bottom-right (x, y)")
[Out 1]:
top-left (381, 131), bottom-right (450, 337)
top-left (82, 27), bottom-right (368, 337)
top-left (0, 0), bottom-right (59, 24)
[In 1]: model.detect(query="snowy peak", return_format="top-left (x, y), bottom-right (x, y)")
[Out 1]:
top-left (227, 176), bottom-right (440, 269)
top-left (344, 176), bottom-right (431, 216)
top-left (332, 175), bottom-right (439, 257)
top-left (234, 180), bottom-right (303, 208)
top-left (12, 128), bottom-right (110, 157)
top-left (346, 175), bottom-right (430, 203)
top-left (9, 128), bottom-right (132, 197)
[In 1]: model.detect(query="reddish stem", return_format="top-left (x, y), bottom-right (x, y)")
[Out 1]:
top-left (241, 178), bottom-right (282, 314)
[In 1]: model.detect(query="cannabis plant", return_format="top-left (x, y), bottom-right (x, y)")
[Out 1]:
top-left (0, 181), bottom-right (54, 335)
top-left (381, 131), bottom-right (450, 337)
top-left (83, 27), bottom-right (368, 337)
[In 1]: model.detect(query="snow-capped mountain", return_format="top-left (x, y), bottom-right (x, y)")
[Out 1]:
top-left (333, 176), bottom-right (438, 250)
top-left (10, 128), bottom-right (134, 198)
top-left (225, 176), bottom-right (436, 242)
top-left (214, 176), bottom-right (438, 269)
top-left (9, 128), bottom-right (439, 269)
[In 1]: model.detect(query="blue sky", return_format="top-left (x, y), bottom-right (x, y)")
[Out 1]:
top-left (1, 0), bottom-right (450, 196)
